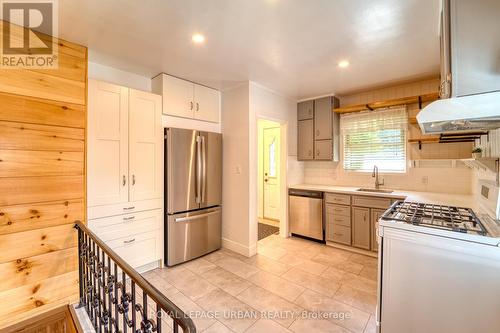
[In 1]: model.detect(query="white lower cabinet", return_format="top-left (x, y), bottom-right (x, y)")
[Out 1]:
top-left (108, 231), bottom-right (161, 269)
top-left (88, 208), bottom-right (163, 269)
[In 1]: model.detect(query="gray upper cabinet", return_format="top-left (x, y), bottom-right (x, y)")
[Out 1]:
top-left (297, 100), bottom-right (314, 120)
top-left (314, 97), bottom-right (333, 140)
top-left (297, 96), bottom-right (340, 161)
top-left (441, 0), bottom-right (500, 97)
top-left (315, 140), bottom-right (332, 160)
top-left (297, 119), bottom-right (314, 160)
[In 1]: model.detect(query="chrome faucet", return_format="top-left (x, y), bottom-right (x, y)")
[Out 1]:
top-left (372, 165), bottom-right (384, 189)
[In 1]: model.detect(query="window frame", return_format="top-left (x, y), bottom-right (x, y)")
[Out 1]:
top-left (340, 108), bottom-right (408, 174)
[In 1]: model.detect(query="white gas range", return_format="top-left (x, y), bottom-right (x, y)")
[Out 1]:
top-left (376, 179), bottom-right (500, 333)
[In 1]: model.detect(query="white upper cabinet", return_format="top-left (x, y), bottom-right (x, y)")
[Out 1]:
top-left (158, 74), bottom-right (194, 118)
top-left (194, 83), bottom-right (220, 122)
top-left (129, 89), bottom-right (163, 201)
top-left (88, 79), bottom-right (129, 206)
top-left (88, 80), bottom-right (163, 208)
top-left (152, 73), bottom-right (220, 123)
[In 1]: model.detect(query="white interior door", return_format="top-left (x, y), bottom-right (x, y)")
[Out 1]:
top-left (129, 89), bottom-right (163, 202)
top-left (263, 127), bottom-right (280, 220)
top-left (87, 80), bottom-right (129, 206)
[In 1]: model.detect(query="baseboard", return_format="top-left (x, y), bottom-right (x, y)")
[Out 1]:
top-left (222, 238), bottom-right (256, 257)
top-left (136, 260), bottom-right (161, 274)
top-left (326, 241), bottom-right (378, 258)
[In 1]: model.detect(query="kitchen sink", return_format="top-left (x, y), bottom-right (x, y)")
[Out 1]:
top-left (356, 188), bottom-right (394, 194)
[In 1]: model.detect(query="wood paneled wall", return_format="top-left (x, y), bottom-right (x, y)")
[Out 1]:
top-left (0, 23), bottom-right (87, 328)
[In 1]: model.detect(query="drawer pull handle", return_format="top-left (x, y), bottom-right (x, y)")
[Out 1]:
top-left (334, 233), bottom-right (343, 236)
top-left (123, 238), bottom-right (135, 244)
top-left (123, 206), bottom-right (135, 211)
top-left (123, 216), bottom-right (135, 221)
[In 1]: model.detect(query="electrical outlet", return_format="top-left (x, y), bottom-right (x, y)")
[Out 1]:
top-left (422, 176), bottom-right (429, 185)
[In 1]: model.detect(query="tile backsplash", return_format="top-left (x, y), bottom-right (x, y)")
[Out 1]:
top-left (303, 161), bottom-right (473, 194)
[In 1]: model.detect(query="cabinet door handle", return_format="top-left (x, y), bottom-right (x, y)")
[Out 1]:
top-left (316, 150), bottom-right (320, 156)
top-left (190, 101), bottom-right (194, 110)
top-left (123, 206), bottom-right (135, 211)
top-left (123, 216), bottom-right (135, 221)
top-left (132, 174), bottom-right (136, 186)
top-left (196, 102), bottom-right (199, 111)
top-left (123, 238), bottom-right (135, 244)
top-left (122, 175), bottom-right (126, 186)
top-left (308, 149), bottom-right (312, 156)
top-left (316, 129), bottom-right (320, 137)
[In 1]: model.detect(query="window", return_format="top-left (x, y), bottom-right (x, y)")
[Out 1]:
top-left (268, 139), bottom-right (277, 177)
top-left (341, 107), bottom-right (407, 172)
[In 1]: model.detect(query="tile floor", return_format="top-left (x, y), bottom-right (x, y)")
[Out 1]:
top-left (142, 235), bottom-right (378, 333)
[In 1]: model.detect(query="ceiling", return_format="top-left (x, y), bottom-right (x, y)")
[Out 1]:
top-left (59, 0), bottom-right (441, 99)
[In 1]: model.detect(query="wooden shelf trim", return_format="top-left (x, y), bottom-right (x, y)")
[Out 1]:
top-left (408, 138), bottom-right (440, 144)
top-left (334, 92), bottom-right (439, 114)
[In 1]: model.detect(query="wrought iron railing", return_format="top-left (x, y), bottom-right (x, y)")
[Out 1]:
top-left (74, 220), bottom-right (196, 333)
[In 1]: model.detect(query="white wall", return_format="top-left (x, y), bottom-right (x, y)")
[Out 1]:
top-left (221, 83), bottom-right (252, 255)
top-left (249, 82), bottom-right (302, 243)
top-left (88, 62), bottom-right (152, 91)
top-left (221, 81), bottom-right (303, 256)
top-left (303, 161), bottom-right (473, 194)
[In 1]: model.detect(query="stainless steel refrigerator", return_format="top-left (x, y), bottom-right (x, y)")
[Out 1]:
top-left (164, 128), bottom-right (222, 266)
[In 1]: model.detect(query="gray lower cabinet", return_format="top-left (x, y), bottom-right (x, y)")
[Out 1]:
top-left (325, 203), bottom-right (351, 245)
top-left (297, 119), bottom-right (314, 160)
top-left (370, 209), bottom-right (385, 252)
top-left (352, 206), bottom-right (371, 250)
top-left (324, 192), bottom-right (398, 252)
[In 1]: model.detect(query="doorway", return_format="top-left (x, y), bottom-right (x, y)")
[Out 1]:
top-left (258, 119), bottom-right (281, 240)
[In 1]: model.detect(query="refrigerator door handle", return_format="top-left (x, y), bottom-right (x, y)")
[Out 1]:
top-left (196, 135), bottom-right (202, 204)
top-left (201, 135), bottom-right (207, 204)
top-left (174, 209), bottom-right (220, 222)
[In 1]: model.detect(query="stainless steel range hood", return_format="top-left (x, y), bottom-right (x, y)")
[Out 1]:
top-left (417, 92), bottom-right (500, 134)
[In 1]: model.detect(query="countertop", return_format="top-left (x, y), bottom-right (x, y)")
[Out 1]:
top-left (289, 184), bottom-right (476, 207)
top-left (289, 184), bottom-right (500, 239)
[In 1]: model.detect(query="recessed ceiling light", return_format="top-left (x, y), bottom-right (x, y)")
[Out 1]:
top-left (338, 60), bottom-right (350, 68)
top-left (192, 33), bottom-right (205, 44)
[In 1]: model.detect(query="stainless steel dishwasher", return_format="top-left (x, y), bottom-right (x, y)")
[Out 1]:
top-left (289, 189), bottom-right (324, 241)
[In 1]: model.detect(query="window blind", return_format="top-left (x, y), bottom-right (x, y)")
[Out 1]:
top-left (341, 107), bottom-right (408, 172)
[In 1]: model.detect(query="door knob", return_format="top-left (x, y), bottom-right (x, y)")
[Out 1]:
top-left (264, 179), bottom-right (268, 182)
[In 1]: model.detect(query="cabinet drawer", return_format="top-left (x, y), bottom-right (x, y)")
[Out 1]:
top-left (326, 204), bottom-right (351, 217)
top-left (352, 195), bottom-right (391, 209)
top-left (325, 193), bottom-right (351, 205)
top-left (329, 225), bottom-right (351, 245)
top-left (87, 198), bottom-right (162, 219)
top-left (327, 214), bottom-right (351, 227)
top-left (107, 231), bottom-right (161, 269)
top-left (88, 209), bottom-right (162, 242)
